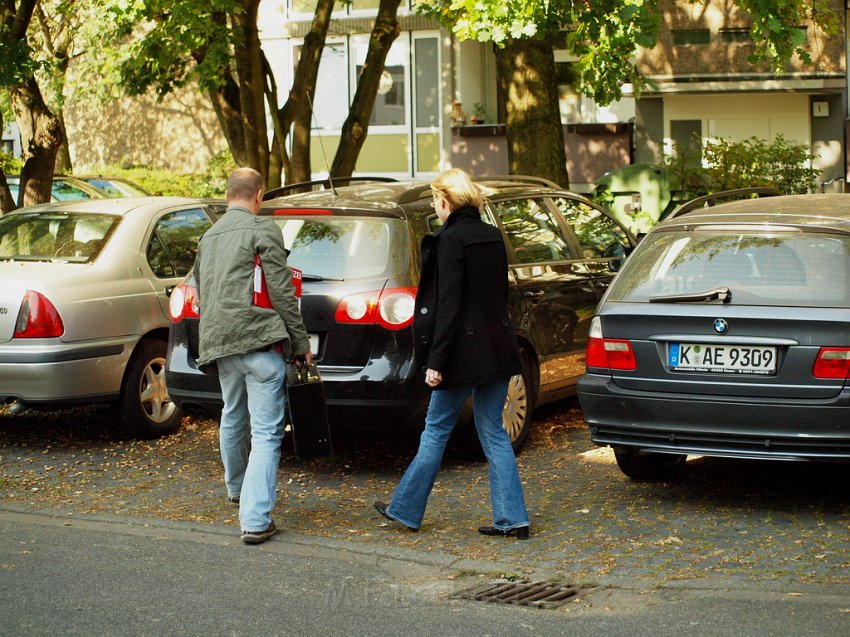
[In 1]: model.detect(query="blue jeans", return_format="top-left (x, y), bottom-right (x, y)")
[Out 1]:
top-left (387, 378), bottom-right (529, 530)
top-left (217, 350), bottom-right (286, 533)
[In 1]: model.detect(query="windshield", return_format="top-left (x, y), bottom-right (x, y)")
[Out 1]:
top-left (0, 211), bottom-right (119, 263)
top-left (272, 215), bottom-right (409, 280)
top-left (607, 228), bottom-right (850, 307)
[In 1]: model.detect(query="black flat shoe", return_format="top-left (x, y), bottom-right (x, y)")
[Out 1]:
top-left (478, 525), bottom-right (530, 540)
top-left (374, 501), bottom-right (418, 532)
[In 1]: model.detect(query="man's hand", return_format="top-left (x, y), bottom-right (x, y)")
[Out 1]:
top-left (294, 351), bottom-right (314, 367)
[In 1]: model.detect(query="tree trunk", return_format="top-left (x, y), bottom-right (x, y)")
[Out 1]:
top-left (11, 76), bottom-right (64, 207)
top-left (207, 78), bottom-right (249, 167)
top-left (330, 0), bottom-right (401, 178)
top-left (0, 110), bottom-right (14, 214)
top-left (54, 108), bottom-right (72, 173)
top-left (495, 39), bottom-right (569, 188)
top-left (232, 0), bottom-right (269, 181)
top-left (276, 0), bottom-right (335, 186)
top-left (35, 4), bottom-right (73, 174)
top-left (192, 11), bottom-right (256, 174)
top-left (263, 52), bottom-right (285, 190)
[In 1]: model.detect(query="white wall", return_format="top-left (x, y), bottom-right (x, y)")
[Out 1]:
top-left (664, 93), bottom-right (811, 148)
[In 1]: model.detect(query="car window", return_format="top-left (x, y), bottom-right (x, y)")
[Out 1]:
top-left (273, 215), bottom-right (409, 280)
top-left (85, 179), bottom-right (125, 197)
top-left (607, 229), bottom-right (849, 307)
top-left (551, 197), bottom-right (631, 260)
top-left (0, 211), bottom-right (119, 263)
top-left (52, 181), bottom-right (95, 201)
top-left (427, 209), bottom-right (496, 234)
top-left (489, 198), bottom-right (572, 264)
top-left (147, 208), bottom-right (212, 278)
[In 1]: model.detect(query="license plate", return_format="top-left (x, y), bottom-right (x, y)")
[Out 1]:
top-left (668, 343), bottom-right (776, 375)
top-left (308, 333), bottom-right (320, 354)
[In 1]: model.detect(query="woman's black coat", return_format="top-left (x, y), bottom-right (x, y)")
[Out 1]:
top-left (413, 205), bottom-right (521, 389)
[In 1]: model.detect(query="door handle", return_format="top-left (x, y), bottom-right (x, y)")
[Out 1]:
top-left (523, 290), bottom-right (545, 299)
top-left (165, 285), bottom-right (175, 297)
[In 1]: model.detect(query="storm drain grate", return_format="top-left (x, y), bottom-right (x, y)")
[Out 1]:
top-left (453, 580), bottom-right (593, 610)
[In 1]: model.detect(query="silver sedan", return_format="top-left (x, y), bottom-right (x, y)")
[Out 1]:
top-left (0, 196), bottom-right (225, 437)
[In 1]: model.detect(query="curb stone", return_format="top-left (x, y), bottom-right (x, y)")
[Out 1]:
top-left (3, 503), bottom-right (849, 601)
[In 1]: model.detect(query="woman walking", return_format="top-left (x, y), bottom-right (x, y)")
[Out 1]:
top-left (374, 169), bottom-right (530, 540)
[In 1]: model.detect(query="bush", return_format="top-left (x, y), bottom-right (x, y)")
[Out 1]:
top-left (661, 134), bottom-right (820, 196)
top-left (87, 150), bottom-right (236, 198)
top-left (1, 151), bottom-right (20, 174)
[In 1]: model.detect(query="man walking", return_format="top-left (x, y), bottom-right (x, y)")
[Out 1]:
top-left (195, 167), bottom-right (312, 544)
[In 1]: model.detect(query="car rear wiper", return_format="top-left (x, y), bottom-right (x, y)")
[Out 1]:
top-left (649, 287), bottom-right (732, 304)
top-left (300, 273), bottom-right (344, 281)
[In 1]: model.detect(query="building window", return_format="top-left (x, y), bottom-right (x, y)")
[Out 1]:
top-left (298, 41), bottom-right (349, 130)
top-left (556, 61), bottom-right (582, 123)
top-left (672, 29), bottom-right (711, 45)
top-left (288, 0), bottom-right (409, 18)
top-left (720, 28), bottom-right (752, 44)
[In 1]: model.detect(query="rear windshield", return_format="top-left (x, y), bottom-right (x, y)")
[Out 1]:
top-left (0, 211), bottom-right (119, 263)
top-left (272, 215), bottom-right (409, 280)
top-left (607, 228), bottom-right (850, 307)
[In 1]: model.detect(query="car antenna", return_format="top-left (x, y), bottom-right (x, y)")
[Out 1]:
top-left (306, 92), bottom-right (338, 195)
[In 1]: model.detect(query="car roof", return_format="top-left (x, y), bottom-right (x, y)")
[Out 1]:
top-left (261, 176), bottom-right (593, 216)
top-left (656, 193), bottom-right (850, 232)
top-left (7, 196), bottom-right (221, 217)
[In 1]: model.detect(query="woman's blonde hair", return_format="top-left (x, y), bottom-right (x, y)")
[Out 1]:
top-left (430, 168), bottom-right (492, 212)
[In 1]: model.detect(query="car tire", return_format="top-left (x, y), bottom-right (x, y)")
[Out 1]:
top-left (120, 339), bottom-right (183, 439)
top-left (613, 447), bottom-right (686, 480)
top-left (463, 347), bottom-right (536, 458)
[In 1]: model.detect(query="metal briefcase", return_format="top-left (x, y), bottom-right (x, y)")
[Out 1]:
top-left (285, 361), bottom-right (333, 460)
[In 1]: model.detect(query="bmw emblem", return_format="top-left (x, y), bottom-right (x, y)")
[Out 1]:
top-left (713, 318), bottom-right (728, 334)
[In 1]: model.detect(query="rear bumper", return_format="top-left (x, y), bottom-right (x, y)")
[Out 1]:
top-left (577, 373), bottom-right (850, 460)
top-left (0, 340), bottom-right (130, 403)
top-left (165, 363), bottom-right (430, 427)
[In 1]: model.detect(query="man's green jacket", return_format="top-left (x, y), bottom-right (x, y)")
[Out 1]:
top-left (195, 206), bottom-right (310, 367)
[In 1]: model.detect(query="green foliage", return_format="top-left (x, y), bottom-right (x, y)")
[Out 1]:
top-left (735, 0), bottom-right (839, 72)
top-left (593, 186), bottom-right (657, 235)
top-left (0, 150), bottom-right (21, 174)
top-left (661, 134), bottom-right (820, 197)
top-left (85, 151), bottom-right (235, 198)
top-left (190, 150), bottom-right (237, 198)
top-left (0, 25), bottom-right (43, 85)
top-left (416, 0), bottom-right (839, 105)
top-left (416, 0), bottom-right (660, 105)
top-left (95, 0), bottom-right (243, 99)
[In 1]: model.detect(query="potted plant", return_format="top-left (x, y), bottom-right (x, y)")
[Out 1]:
top-left (470, 103), bottom-right (486, 125)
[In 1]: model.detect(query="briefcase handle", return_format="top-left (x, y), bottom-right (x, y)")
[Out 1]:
top-left (287, 358), bottom-right (321, 385)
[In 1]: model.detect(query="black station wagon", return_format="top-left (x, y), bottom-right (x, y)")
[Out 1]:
top-left (166, 176), bottom-right (635, 453)
top-left (579, 193), bottom-right (850, 478)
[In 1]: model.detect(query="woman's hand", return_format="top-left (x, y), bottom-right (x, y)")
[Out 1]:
top-left (424, 368), bottom-right (442, 388)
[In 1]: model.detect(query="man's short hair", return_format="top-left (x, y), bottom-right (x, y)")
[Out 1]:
top-left (226, 168), bottom-right (264, 202)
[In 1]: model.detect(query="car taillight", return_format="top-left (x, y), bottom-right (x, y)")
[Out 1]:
top-left (14, 290), bottom-right (64, 338)
top-left (335, 287), bottom-right (417, 330)
top-left (812, 347), bottom-right (850, 379)
top-left (169, 281), bottom-right (200, 322)
top-left (584, 316), bottom-right (636, 370)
